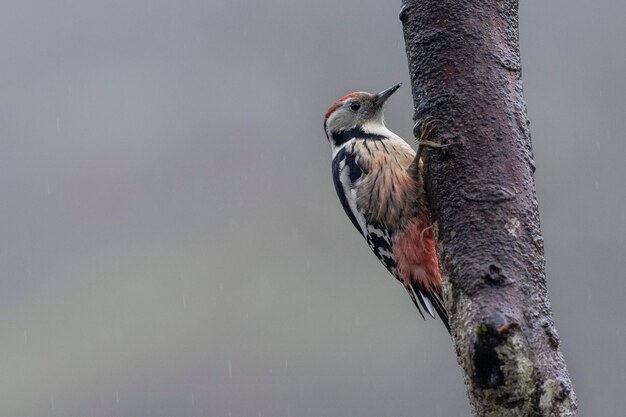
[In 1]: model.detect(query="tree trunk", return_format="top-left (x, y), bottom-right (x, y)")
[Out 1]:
top-left (400, 1), bottom-right (578, 416)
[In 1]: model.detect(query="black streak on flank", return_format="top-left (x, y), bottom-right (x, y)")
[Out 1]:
top-left (331, 127), bottom-right (386, 147)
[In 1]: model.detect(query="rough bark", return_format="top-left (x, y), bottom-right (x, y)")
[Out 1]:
top-left (399, 1), bottom-right (578, 416)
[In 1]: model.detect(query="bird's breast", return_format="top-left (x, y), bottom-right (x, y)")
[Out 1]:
top-left (351, 139), bottom-right (424, 228)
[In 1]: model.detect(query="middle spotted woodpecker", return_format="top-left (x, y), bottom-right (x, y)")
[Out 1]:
top-left (324, 83), bottom-right (450, 332)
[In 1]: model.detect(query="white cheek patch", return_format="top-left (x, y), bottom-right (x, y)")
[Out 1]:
top-left (328, 110), bottom-right (356, 137)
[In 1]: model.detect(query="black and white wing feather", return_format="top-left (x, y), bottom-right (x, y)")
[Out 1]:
top-left (332, 147), bottom-right (366, 237)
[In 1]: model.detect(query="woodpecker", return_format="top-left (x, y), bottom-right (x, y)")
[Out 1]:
top-left (323, 83), bottom-right (449, 332)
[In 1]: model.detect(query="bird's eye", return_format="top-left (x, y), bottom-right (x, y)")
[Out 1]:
top-left (350, 102), bottom-right (361, 111)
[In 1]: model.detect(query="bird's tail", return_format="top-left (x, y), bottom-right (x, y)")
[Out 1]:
top-left (407, 285), bottom-right (450, 334)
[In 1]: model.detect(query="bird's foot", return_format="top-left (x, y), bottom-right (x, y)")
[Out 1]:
top-left (414, 118), bottom-right (451, 160)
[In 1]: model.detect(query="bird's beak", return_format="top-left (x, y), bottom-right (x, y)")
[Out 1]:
top-left (373, 83), bottom-right (402, 108)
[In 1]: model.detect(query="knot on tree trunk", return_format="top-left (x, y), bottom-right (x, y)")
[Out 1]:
top-left (472, 318), bottom-right (535, 415)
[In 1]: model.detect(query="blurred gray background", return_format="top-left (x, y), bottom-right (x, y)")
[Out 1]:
top-left (1, 1), bottom-right (624, 416)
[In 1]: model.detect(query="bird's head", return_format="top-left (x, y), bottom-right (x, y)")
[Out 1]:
top-left (323, 83), bottom-right (401, 147)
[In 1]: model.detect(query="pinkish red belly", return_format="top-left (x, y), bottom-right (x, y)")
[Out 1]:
top-left (392, 217), bottom-right (442, 292)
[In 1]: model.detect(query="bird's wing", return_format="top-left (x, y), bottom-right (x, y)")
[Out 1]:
top-left (332, 145), bottom-right (367, 237)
